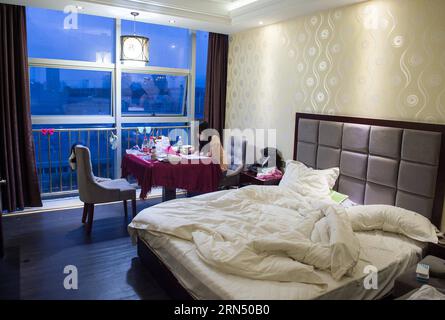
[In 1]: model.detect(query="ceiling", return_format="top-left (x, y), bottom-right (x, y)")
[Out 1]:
top-left (1, 0), bottom-right (368, 33)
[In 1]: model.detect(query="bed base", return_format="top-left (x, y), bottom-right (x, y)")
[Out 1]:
top-left (137, 237), bottom-right (195, 300)
top-left (137, 237), bottom-right (419, 300)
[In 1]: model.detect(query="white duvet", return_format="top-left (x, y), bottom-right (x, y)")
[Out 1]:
top-left (128, 184), bottom-right (438, 286)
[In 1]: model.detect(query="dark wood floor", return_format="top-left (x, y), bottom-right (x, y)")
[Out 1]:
top-left (0, 198), bottom-right (171, 300)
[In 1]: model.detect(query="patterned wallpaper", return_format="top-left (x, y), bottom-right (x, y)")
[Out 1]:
top-left (226, 0), bottom-right (445, 161)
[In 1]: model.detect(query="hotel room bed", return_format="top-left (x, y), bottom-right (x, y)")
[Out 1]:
top-left (135, 222), bottom-right (426, 300)
top-left (129, 113), bottom-right (445, 300)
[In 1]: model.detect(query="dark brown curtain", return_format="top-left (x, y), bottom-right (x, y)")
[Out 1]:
top-left (204, 33), bottom-right (229, 139)
top-left (0, 4), bottom-right (42, 211)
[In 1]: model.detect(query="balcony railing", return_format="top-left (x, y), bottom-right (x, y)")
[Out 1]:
top-left (32, 124), bottom-right (190, 197)
top-left (32, 127), bottom-right (116, 196)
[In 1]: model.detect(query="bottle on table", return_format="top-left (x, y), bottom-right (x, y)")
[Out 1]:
top-left (176, 136), bottom-right (183, 148)
top-left (151, 136), bottom-right (157, 159)
top-left (148, 136), bottom-right (155, 150)
top-left (142, 136), bottom-right (150, 153)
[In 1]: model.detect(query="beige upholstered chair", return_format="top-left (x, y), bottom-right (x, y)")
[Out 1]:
top-left (75, 145), bottom-right (136, 234)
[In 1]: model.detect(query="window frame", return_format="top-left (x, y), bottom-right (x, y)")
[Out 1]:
top-left (29, 17), bottom-right (199, 179)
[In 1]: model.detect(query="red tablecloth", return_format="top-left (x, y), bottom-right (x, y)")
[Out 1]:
top-left (121, 154), bottom-right (222, 199)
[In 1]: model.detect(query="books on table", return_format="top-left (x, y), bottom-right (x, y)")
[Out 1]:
top-left (416, 263), bottom-right (430, 283)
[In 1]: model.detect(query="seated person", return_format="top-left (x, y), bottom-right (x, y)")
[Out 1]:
top-left (196, 121), bottom-right (228, 173)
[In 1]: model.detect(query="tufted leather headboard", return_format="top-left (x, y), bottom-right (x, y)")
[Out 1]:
top-left (294, 113), bottom-right (445, 228)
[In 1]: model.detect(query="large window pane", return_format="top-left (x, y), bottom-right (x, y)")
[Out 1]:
top-left (121, 73), bottom-right (187, 116)
top-left (30, 67), bottom-right (112, 116)
top-left (195, 31), bottom-right (208, 119)
top-left (26, 7), bottom-right (115, 63)
top-left (121, 20), bottom-right (189, 68)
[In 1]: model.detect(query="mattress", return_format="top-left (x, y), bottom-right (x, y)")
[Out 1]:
top-left (136, 229), bottom-right (426, 300)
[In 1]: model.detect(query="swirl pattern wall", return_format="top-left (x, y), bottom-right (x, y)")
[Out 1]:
top-left (226, 0), bottom-right (445, 161)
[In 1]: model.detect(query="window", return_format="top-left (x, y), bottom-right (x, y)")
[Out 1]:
top-left (195, 31), bottom-right (209, 119)
top-left (26, 7), bottom-right (209, 196)
top-left (30, 67), bottom-right (112, 116)
top-left (121, 20), bottom-right (189, 69)
top-left (121, 73), bottom-right (187, 116)
top-left (26, 7), bottom-right (115, 63)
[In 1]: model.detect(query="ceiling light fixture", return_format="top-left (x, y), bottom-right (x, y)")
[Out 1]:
top-left (120, 12), bottom-right (149, 64)
top-left (259, 21), bottom-right (264, 25)
top-left (169, 19), bottom-right (176, 24)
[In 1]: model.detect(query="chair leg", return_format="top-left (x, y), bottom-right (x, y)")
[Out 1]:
top-left (81, 203), bottom-right (88, 223)
top-left (86, 203), bottom-right (95, 235)
top-left (123, 200), bottom-right (128, 217)
top-left (131, 199), bottom-right (137, 217)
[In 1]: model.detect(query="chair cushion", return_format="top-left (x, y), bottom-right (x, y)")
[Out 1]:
top-left (227, 164), bottom-right (243, 176)
top-left (99, 179), bottom-right (136, 201)
top-left (94, 177), bottom-right (111, 183)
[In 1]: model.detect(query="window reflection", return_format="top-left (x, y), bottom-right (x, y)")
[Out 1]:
top-left (30, 67), bottom-right (112, 115)
top-left (121, 73), bottom-right (187, 116)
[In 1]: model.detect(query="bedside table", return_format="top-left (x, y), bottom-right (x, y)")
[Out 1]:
top-left (239, 171), bottom-right (281, 186)
top-left (393, 254), bottom-right (445, 298)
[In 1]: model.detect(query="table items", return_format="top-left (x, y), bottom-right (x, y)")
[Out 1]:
top-left (255, 167), bottom-right (283, 181)
top-left (393, 253), bottom-right (445, 298)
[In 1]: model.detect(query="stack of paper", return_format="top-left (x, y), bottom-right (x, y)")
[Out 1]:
top-left (416, 263), bottom-right (430, 283)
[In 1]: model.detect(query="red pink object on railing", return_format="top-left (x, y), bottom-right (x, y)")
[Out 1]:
top-left (40, 128), bottom-right (55, 136)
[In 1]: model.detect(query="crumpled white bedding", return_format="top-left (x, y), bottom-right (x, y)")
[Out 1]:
top-left (137, 229), bottom-right (424, 300)
top-left (128, 185), bottom-right (437, 286)
top-left (406, 285), bottom-right (445, 300)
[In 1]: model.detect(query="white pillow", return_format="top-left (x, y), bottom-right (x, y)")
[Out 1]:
top-left (279, 160), bottom-right (339, 197)
top-left (346, 204), bottom-right (438, 243)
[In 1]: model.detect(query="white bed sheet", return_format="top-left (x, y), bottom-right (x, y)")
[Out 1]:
top-left (136, 229), bottom-right (426, 300)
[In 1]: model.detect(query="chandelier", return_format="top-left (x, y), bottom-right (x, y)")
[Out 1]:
top-left (120, 12), bottom-right (149, 63)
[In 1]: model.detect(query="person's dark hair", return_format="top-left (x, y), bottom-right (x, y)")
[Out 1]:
top-left (198, 121), bottom-right (209, 134)
top-left (198, 121), bottom-right (210, 151)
